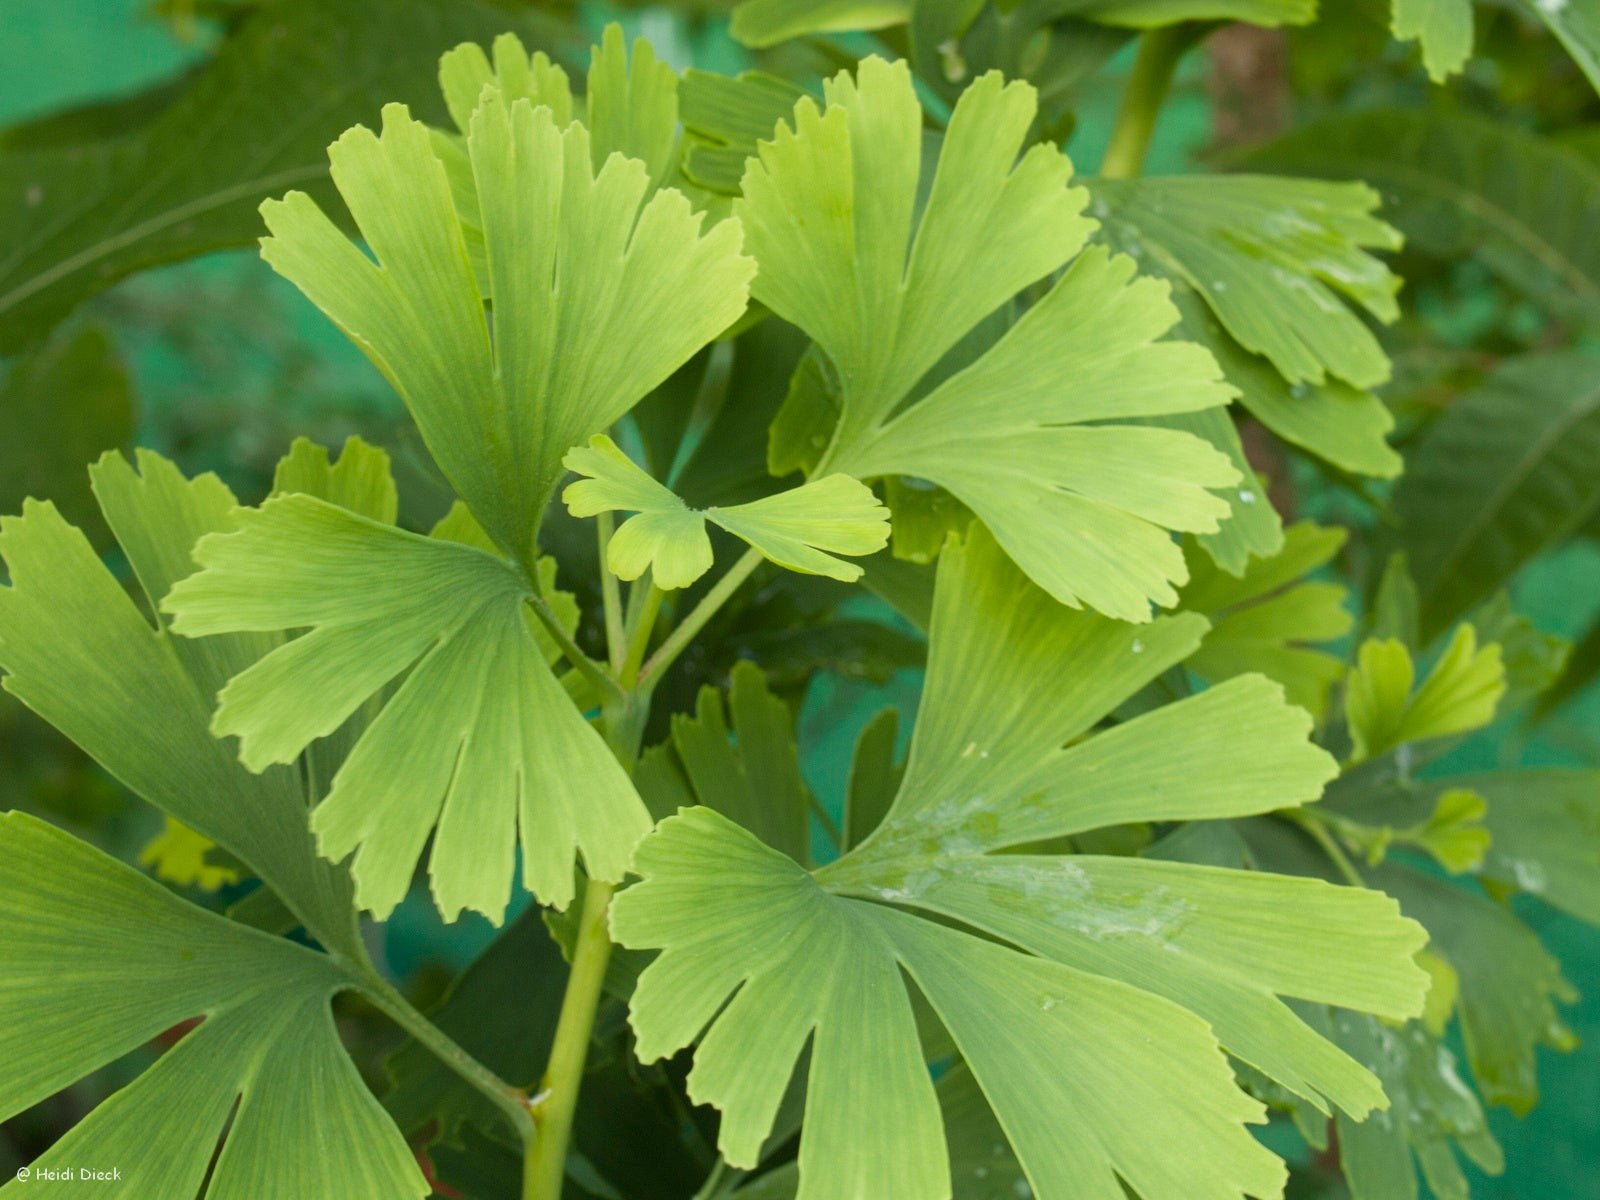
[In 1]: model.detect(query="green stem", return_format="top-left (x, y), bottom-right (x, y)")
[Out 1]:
top-left (527, 592), bottom-right (624, 707)
top-left (1099, 26), bottom-right (1191, 181)
top-left (1283, 809), bottom-right (1367, 889)
top-left (637, 549), bottom-right (763, 690)
top-left (598, 513), bottom-right (627, 673)
top-left (620, 580), bottom-right (666, 688)
top-left (692, 1157), bottom-right (739, 1200)
top-left (524, 876), bottom-right (617, 1200)
top-left (362, 972), bottom-right (534, 1145)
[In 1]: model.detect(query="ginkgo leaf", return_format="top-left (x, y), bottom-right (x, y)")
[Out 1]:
top-left (271, 435), bottom-right (398, 523)
top-left (162, 494), bottom-right (651, 922)
top-left (1181, 522), bottom-right (1353, 720)
top-left (736, 58), bottom-right (1239, 620)
top-left (635, 661), bottom-right (813, 862)
top-left (563, 434), bottom-right (890, 587)
top-left (259, 93), bottom-right (752, 565)
top-left (1346, 625), bottom-right (1506, 763)
top-left (611, 526), bottom-right (1429, 1200)
top-left (0, 812), bottom-right (425, 1200)
top-left (438, 31), bottom-right (573, 137)
top-left (1160, 404), bottom-right (1285, 575)
top-left (0, 459), bottom-right (361, 958)
top-left (1091, 176), bottom-right (1401, 390)
top-left (1089, 180), bottom-right (1403, 481)
top-left (1391, 0), bottom-right (1474, 82)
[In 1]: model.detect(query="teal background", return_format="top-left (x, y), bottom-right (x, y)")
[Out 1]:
top-left (3, 3), bottom-right (1597, 1196)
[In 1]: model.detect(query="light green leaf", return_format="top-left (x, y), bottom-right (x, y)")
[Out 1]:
top-left (1391, 0), bottom-right (1475, 81)
top-left (737, 59), bottom-right (1238, 620)
top-left (584, 24), bottom-right (681, 192)
top-left (1373, 862), bottom-right (1577, 1114)
top-left (260, 95), bottom-right (753, 563)
top-left (0, 0), bottom-right (561, 354)
top-left (1524, 0), bottom-right (1600, 94)
top-left (1182, 522), bottom-right (1352, 719)
top-left (1346, 625), bottom-right (1506, 763)
top-left (635, 661), bottom-right (812, 862)
top-left (271, 435), bottom-right (398, 523)
top-left (0, 811), bottom-right (424, 1199)
top-left (612, 527), bottom-right (1428, 1200)
top-left (1246, 111), bottom-right (1600, 325)
top-left (1159, 405), bottom-right (1284, 575)
top-left (163, 494), bottom-right (651, 922)
top-left (1092, 176), bottom-right (1401, 389)
top-left (0, 460), bottom-right (361, 957)
top-left (438, 31), bottom-right (574, 138)
top-left (563, 434), bottom-right (890, 587)
top-left (1330, 1013), bottom-right (1503, 1200)
top-left (1395, 353), bottom-right (1600, 640)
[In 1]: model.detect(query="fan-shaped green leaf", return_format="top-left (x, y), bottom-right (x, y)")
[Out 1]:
top-left (259, 95), bottom-right (752, 565)
top-left (1391, 0), bottom-right (1474, 81)
top-left (1246, 110), bottom-right (1600, 324)
top-left (271, 435), bottom-right (398, 523)
top-left (1395, 353), bottom-right (1600, 641)
top-left (635, 661), bottom-right (813, 861)
top-left (1330, 1013), bottom-right (1503, 1200)
top-left (0, 460), bottom-right (361, 956)
top-left (1182, 522), bottom-right (1353, 719)
top-left (1159, 405), bottom-right (1285, 575)
top-left (1092, 176), bottom-right (1401, 389)
top-left (162, 494), bottom-right (650, 922)
top-left (1346, 625), bottom-right (1506, 763)
top-left (0, 812), bottom-right (424, 1199)
top-left (612, 527), bottom-right (1429, 1200)
top-left (563, 435), bottom-right (890, 587)
top-left (737, 59), bottom-right (1238, 620)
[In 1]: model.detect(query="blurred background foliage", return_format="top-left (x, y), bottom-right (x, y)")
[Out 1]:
top-left (1, 1), bottom-right (1597, 1197)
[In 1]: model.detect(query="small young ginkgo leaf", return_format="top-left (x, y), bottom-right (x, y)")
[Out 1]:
top-left (162, 494), bottom-right (652, 923)
top-left (1181, 522), bottom-right (1354, 720)
top-left (259, 90), bottom-right (753, 567)
top-left (563, 434), bottom-right (890, 588)
top-left (735, 57), bottom-right (1241, 621)
top-left (611, 525), bottom-right (1430, 1200)
top-left (1345, 624), bottom-right (1507, 763)
top-left (0, 812), bottom-right (426, 1200)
